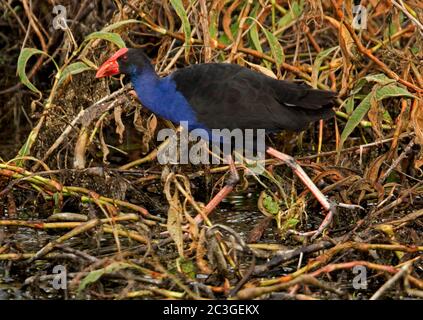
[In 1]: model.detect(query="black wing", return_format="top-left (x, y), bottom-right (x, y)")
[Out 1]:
top-left (171, 63), bottom-right (336, 131)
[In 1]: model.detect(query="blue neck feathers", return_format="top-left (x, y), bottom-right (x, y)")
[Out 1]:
top-left (129, 65), bottom-right (206, 132)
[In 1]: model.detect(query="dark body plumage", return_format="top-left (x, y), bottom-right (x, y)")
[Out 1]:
top-left (171, 63), bottom-right (335, 132)
top-left (113, 48), bottom-right (336, 139)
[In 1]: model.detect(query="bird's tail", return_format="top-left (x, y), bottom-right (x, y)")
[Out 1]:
top-left (272, 81), bottom-right (336, 131)
top-left (274, 81), bottom-right (337, 109)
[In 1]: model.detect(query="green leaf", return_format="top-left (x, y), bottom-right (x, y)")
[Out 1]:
top-left (78, 262), bottom-right (133, 295)
top-left (411, 46), bottom-right (419, 55)
top-left (249, 19), bottom-right (274, 69)
top-left (16, 128), bottom-right (38, 167)
top-left (102, 19), bottom-right (142, 32)
top-left (218, 33), bottom-right (231, 46)
top-left (84, 31), bottom-right (126, 48)
top-left (230, 21), bottom-right (240, 40)
top-left (277, 0), bottom-right (304, 29)
top-left (292, 0), bottom-right (304, 16)
top-left (177, 257), bottom-right (196, 279)
top-left (248, 4), bottom-right (261, 50)
top-left (364, 73), bottom-right (395, 85)
top-left (344, 96), bottom-right (355, 115)
top-left (262, 28), bottom-right (284, 68)
top-left (57, 62), bottom-right (91, 87)
top-left (249, 22), bottom-right (262, 53)
top-left (311, 46), bottom-right (338, 88)
top-left (247, 14), bottom-right (272, 69)
top-left (286, 218), bottom-right (300, 228)
top-left (17, 48), bottom-right (56, 96)
top-left (340, 83), bottom-right (415, 150)
top-left (374, 83), bottom-right (415, 100)
top-left (170, 0), bottom-right (191, 58)
top-left (209, 11), bottom-right (218, 41)
top-left (263, 194), bottom-right (280, 215)
top-left (382, 109), bottom-right (393, 124)
top-left (219, 22), bottom-right (241, 45)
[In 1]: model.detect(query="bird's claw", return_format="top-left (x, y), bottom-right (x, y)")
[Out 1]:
top-left (292, 201), bottom-right (365, 240)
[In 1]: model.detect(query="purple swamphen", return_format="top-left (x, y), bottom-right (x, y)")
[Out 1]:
top-left (96, 47), bottom-right (337, 238)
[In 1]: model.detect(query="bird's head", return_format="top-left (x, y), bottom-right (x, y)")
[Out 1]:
top-left (95, 48), bottom-right (152, 78)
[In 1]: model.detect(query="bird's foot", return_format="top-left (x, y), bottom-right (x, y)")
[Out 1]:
top-left (288, 201), bottom-right (364, 240)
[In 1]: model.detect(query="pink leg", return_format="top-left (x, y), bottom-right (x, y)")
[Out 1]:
top-left (266, 147), bottom-right (336, 238)
top-left (194, 155), bottom-right (239, 224)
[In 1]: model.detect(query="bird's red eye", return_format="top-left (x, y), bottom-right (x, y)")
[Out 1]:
top-left (121, 55), bottom-right (128, 61)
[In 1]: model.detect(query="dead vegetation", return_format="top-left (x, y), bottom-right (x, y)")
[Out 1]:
top-left (0, 0), bottom-right (422, 299)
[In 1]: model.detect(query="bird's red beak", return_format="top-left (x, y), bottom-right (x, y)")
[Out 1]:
top-left (95, 48), bottom-right (128, 78)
